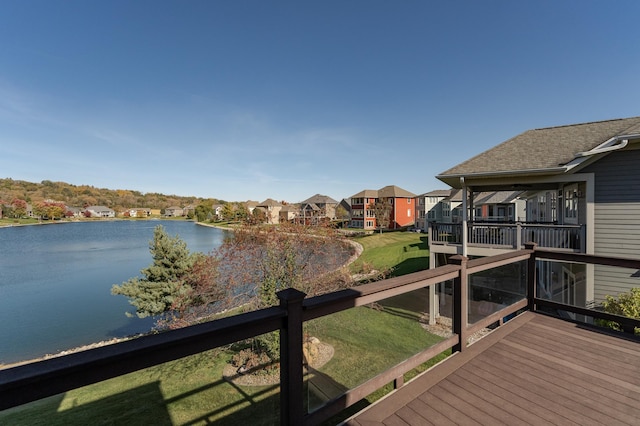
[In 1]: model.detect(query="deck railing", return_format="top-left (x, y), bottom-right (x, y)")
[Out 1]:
top-left (1, 246), bottom-right (639, 425)
top-left (430, 221), bottom-right (586, 251)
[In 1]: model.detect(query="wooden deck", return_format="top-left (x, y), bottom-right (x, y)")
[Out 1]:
top-left (346, 312), bottom-right (640, 425)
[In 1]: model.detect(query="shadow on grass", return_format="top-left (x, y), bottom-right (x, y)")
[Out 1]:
top-left (389, 255), bottom-right (430, 277)
top-left (1, 375), bottom-right (282, 426)
top-left (1, 382), bottom-right (172, 426)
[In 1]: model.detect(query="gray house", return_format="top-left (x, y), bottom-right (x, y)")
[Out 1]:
top-left (85, 206), bottom-right (115, 218)
top-left (164, 206), bottom-right (184, 217)
top-left (430, 116), bottom-right (640, 318)
top-left (414, 189), bottom-right (450, 232)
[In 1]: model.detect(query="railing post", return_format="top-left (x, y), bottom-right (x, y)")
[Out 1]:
top-left (450, 255), bottom-right (468, 352)
top-left (525, 242), bottom-right (538, 312)
top-left (277, 288), bottom-right (307, 426)
top-left (516, 222), bottom-right (522, 249)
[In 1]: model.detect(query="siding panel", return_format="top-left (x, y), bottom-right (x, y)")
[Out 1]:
top-left (581, 149), bottom-right (640, 301)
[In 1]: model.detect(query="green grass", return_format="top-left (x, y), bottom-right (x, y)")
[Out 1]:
top-left (1, 306), bottom-right (446, 426)
top-left (350, 231), bottom-right (430, 277)
top-left (0, 231), bottom-right (438, 425)
top-left (0, 217), bottom-right (42, 226)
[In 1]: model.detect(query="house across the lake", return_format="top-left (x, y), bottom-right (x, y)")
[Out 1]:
top-left (349, 185), bottom-right (416, 230)
top-left (85, 205), bottom-right (115, 218)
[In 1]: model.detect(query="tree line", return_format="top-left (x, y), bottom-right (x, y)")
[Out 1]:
top-left (0, 178), bottom-right (223, 213)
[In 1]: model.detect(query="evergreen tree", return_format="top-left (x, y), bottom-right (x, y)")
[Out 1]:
top-left (112, 225), bottom-right (196, 318)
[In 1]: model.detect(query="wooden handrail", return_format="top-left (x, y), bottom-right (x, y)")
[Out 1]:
top-left (2, 247), bottom-right (640, 425)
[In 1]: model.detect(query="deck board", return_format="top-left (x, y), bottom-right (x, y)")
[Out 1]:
top-left (346, 312), bottom-right (640, 425)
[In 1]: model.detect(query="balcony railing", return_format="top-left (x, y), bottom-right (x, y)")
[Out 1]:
top-left (1, 246), bottom-right (639, 425)
top-left (429, 221), bottom-right (586, 252)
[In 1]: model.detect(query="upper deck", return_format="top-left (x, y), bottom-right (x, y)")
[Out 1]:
top-left (347, 311), bottom-right (640, 425)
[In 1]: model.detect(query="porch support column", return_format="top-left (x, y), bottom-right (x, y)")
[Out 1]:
top-left (450, 254), bottom-right (468, 352)
top-left (461, 178), bottom-right (468, 257)
top-left (428, 253), bottom-right (438, 324)
top-left (277, 288), bottom-right (306, 426)
top-left (525, 242), bottom-right (538, 312)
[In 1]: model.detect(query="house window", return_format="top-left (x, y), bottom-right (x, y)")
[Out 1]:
top-left (407, 198), bottom-right (411, 204)
top-left (365, 220), bottom-right (375, 228)
top-left (497, 207), bottom-right (506, 220)
top-left (564, 185), bottom-right (578, 223)
top-left (407, 208), bottom-right (411, 217)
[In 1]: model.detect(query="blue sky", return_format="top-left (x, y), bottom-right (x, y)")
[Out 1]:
top-left (1, 1), bottom-right (639, 203)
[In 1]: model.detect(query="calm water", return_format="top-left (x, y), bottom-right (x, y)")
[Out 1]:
top-left (0, 220), bottom-right (226, 364)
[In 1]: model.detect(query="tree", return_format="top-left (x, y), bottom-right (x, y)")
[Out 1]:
top-left (158, 254), bottom-right (228, 329)
top-left (33, 201), bottom-right (65, 220)
top-left (11, 198), bottom-right (27, 218)
top-left (246, 207), bottom-right (267, 225)
top-left (234, 203), bottom-right (249, 221)
top-left (335, 204), bottom-right (349, 221)
top-left (111, 225), bottom-right (197, 318)
top-left (600, 288), bottom-right (640, 334)
top-left (221, 203), bottom-right (235, 221)
top-left (372, 198), bottom-right (392, 233)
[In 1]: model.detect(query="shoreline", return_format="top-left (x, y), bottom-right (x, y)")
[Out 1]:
top-left (0, 217), bottom-right (195, 228)
top-left (0, 335), bottom-right (138, 371)
top-left (1, 221), bottom-right (363, 370)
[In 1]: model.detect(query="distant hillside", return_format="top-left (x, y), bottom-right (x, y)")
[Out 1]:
top-left (0, 178), bottom-right (224, 210)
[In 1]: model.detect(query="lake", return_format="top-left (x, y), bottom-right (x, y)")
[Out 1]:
top-left (0, 220), bottom-right (227, 364)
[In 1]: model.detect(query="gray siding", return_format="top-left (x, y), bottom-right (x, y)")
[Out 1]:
top-left (582, 148), bottom-right (640, 302)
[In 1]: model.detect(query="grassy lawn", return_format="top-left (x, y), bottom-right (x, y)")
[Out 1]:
top-left (0, 231), bottom-right (437, 425)
top-left (0, 217), bottom-right (42, 226)
top-left (350, 230), bottom-right (429, 277)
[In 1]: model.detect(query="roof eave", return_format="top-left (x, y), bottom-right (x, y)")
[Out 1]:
top-left (437, 166), bottom-right (568, 188)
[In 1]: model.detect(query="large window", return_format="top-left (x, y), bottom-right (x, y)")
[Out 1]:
top-left (564, 184), bottom-right (578, 223)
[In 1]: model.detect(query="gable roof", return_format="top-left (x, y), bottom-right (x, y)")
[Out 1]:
top-left (258, 198), bottom-right (282, 207)
top-left (86, 205), bottom-right (114, 211)
top-left (378, 185), bottom-right (416, 198)
top-left (350, 185), bottom-right (416, 199)
top-left (350, 189), bottom-right (379, 198)
top-left (437, 116), bottom-right (640, 187)
top-left (302, 203), bottom-right (320, 211)
top-left (300, 194), bottom-right (338, 205)
top-left (418, 189), bottom-right (451, 197)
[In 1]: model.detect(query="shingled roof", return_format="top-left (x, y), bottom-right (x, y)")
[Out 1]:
top-left (300, 194), bottom-right (338, 205)
top-left (350, 185), bottom-right (416, 199)
top-left (437, 117), bottom-right (640, 187)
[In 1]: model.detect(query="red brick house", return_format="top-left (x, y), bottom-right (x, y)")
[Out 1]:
top-left (349, 185), bottom-right (416, 230)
